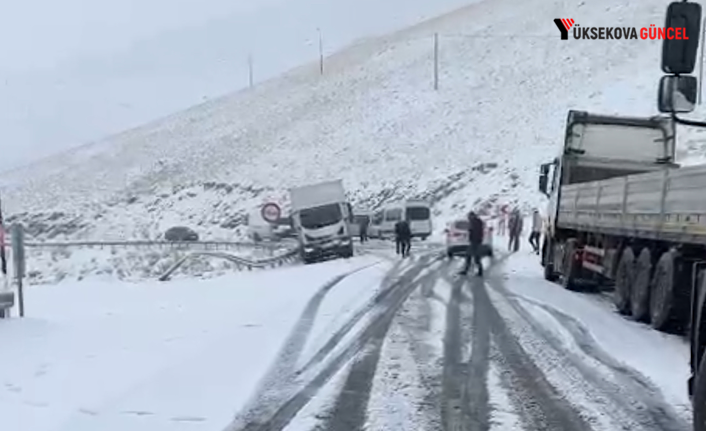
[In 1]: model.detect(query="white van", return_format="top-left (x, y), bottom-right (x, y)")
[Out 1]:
top-left (246, 208), bottom-right (274, 242)
top-left (369, 209), bottom-right (385, 238)
top-left (370, 201), bottom-right (433, 240)
top-left (405, 201), bottom-right (433, 239)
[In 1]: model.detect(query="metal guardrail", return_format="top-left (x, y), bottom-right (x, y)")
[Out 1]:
top-left (158, 248), bottom-right (301, 281)
top-left (0, 239), bottom-right (291, 250)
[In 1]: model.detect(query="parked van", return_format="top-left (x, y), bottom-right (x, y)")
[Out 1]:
top-left (404, 200), bottom-right (433, 239)
top-left (246, 208), bottom-right (274, 242)
top-left (369, 201), bottom-right (433, 240)
top-left (369, 209), bottom-right (385, 238)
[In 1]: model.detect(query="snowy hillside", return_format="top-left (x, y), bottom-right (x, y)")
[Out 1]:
top-left (2, 0), bottom-right (706, 247)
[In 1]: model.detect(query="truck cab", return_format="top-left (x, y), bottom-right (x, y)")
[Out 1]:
top-left (539, 110), bottom-right (677, 254)
top-left (289, 180), bottom-right (354, 263)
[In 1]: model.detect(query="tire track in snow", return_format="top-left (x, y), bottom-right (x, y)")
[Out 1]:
top-left (296, 255), bottom-right (430, 375)
top-left (439, 271), bottom-right (492, 431)
top-left (478, 274), bottom-right (593, 431)
top-left (228, 254), bottom-right (441, 431)
top-left (228, 261), bottom-right (381, 427)
top-left (323, 254), bottom-right (440, 430)
top-left (438, 253), bottom-right (513, 431)
top-left (499, 290), bottom-right (690, 431)
top-left (393, 268), bottom-right (448, 431)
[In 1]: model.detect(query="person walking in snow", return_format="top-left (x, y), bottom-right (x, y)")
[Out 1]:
top-left (528, 209), bottom-right (542, 254)
top-left (394, 219), bottom-right (412, 257)
top-left (359, 218), bottom-right (369, 242)
top-left (459, 211), bottom-right (484, 276)
top-left (497, 204), bottom-right (508, 236)
top-left (507, 207), bottom-right (523, 252)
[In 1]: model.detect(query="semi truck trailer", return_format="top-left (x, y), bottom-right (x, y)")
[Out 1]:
top-left (539, 108), bottom-right (706, 427)
top-left (543, 3), bottom-right (705, 429)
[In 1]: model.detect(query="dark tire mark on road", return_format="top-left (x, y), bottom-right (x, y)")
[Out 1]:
top-left (441, 274), bottom-right (479, 431)
top-left (440, 267), bottom-right (492, 431)
top-left (227, 262), bottom-right (380, 427)
top-left (324, 309), bottom-right (393, 431)
top-left (499, 291), bottom-right (690, 431)
top-left (438, 253), bottom-right (514, 431)
top-left (323, 255), bottom-right (441, 430)
top-left (474, 276), bottom-right (593, 431)
top-left (229, 255), bottom-right (441, 431)
top-left (396, 271), bottom-right (445, 431)
top-left (466, 278), bottom-right (491, 431)
top-left (297, 255), bottom-right (435, 375)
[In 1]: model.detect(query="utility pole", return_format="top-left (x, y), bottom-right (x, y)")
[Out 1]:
top-left (433, 33), bottom-right (439, 90)
top-left (248, 54), bottom-right (254, 88)
top-left (699, 19), bottom-right (706, 105)
top-left (318, 28), bottom-right (324, 75)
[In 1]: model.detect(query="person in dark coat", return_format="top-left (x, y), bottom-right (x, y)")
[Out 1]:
top-left (507, 207), bottom-right (523, 252)
top-left (460, 211), bottom-right (484, 276)
top-left (394, 219), bottom-right (412, 257)
top-left (359, 218), bottom-right (368, 242)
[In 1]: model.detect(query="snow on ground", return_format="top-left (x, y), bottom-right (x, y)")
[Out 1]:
top-left (4, 0), bottom-right (704, 255)
top-left (487, 361), bottom-right (524, 431)
top-left (297, 260), bottom-right (396, 367)
top-left (19, 242), bottom-right (293, 285)
top-left (364, 322), bottom-right (433, 430)
top-left (0, 256), bottom-right (379, 431)
top-left (494, 250), bottom-right (692, 415)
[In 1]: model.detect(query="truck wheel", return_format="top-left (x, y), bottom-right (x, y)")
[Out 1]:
top-left (561, 239), bottom-right (580, 290)
top-left (693, 350), bottom-right (706, 431)
top-left (542, 238), bottom-right (558, 282)
top-left (614, 247), bottom-right (635, 315)
top-left (650, 250), bottom-right (688, 332)
top-left (630, 248), bottom-right (653, 322)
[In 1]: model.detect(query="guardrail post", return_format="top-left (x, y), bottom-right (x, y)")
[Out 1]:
top-left (10, 224), bottom-right (25, 317)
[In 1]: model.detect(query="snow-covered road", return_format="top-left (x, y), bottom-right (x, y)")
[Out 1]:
top-left (0, 242), bottom-right (693, 430)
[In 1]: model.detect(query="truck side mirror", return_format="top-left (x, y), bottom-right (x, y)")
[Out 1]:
top-left (661, 1), bottom-right (702, 74)
top-left (539, 174), bottom-right (549, 195)
top-left (658, 75), bottom-right (697, 113)
top-left (539, 163), bottom-right (551, 195)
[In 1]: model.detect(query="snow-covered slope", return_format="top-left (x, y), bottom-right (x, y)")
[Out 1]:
top-left (2, 0), bottom-right (706, 245)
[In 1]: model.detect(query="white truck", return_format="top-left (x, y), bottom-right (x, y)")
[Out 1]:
top-left (289, 179), bottom-right (354, 264)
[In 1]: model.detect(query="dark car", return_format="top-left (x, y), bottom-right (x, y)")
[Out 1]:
top-left (164, 226), bottom-right (199, 242)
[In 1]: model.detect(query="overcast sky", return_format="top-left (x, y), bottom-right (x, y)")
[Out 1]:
top-left (0, 0), bottom-right (471, 173)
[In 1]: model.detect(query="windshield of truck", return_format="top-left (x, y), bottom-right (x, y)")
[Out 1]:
top-left (299, 204), bottom-right (343, 229)
top-left (568, 122), bottom-right (672, 163)
top-left (407, 206), bottom-right (430, 220)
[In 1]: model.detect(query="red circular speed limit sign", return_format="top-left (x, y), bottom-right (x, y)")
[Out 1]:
top-left (261, 203), bottom-right (281, 223)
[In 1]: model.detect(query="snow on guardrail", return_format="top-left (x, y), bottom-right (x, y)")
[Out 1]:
top-left (158, 249), bottom-right (301, 281)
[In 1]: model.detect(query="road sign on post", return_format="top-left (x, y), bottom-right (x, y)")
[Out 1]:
top-left (261, 203), bottom-right (281, 224)
top-left (10, 223), bottom-right (25, 317)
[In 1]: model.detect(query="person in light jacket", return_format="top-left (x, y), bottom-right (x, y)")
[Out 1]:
top-left (529, 209), bottom-right (542, 254)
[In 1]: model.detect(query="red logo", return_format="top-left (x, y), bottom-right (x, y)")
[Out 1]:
top-left (554, 18), bottom-right (575, 39)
